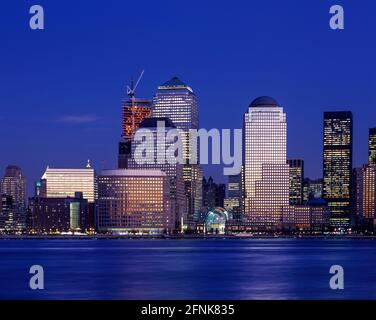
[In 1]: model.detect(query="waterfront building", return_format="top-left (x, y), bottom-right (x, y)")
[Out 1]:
top-left (40, 161), bottom-right (96, 203)
top-left (97, 169), bottom-right (173, 234)
top-left (242, 96), bottom-right (289, 230)
top-left (322, 111), bottom-right (353, 229)
top-left (194, 207), bottom-right (232, 234)
top-left (152, 77), bottom-right (202, 220)
top-left (28, 192), bottom-right (89, 234)
top-left (287, 159), bottom-right (304, 205)
top-left (352, 165), bottom-right (376, 232)
top-left (281, 199), bottom-right (330, 232)
top-left (128, 117), bottom-right (186, 231)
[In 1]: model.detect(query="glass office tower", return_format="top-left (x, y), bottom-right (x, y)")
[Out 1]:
top-left (322, 111), bottom-right (353, 229)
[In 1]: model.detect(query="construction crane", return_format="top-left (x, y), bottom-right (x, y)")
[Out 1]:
top-left (127, 69), bottom-right (144, 98)
top-left (126, 70), bottom-right (145, 136)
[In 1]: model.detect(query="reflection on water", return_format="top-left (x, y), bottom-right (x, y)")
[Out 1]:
top-left (0, 239), bottom-right (375, 300)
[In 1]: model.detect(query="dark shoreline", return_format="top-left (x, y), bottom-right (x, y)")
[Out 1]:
top-left (1, 234), bottom-right (376, 240)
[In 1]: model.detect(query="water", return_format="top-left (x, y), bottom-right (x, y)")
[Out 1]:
top-left (0, 238), bottom-right (375, 300)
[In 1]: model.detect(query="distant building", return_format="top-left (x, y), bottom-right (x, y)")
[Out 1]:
top-left (224, 173), bottom-right (242, 216)
top-left (243, 97), bottom-right (289, 230)
top-left (40, 161), bottom-right (96, 203)
top-left (1, 165), bottom-right (26, 212)
top-left (369, 128), bottom-right (376, 166)
top-left (323, 111), bottom-right (353, 229)
top-left (202, 177), bottom-right (225, 209)
top-left (303, 178), bottom-right (323, 203)
top-left (352, 166), bottom-right (376, 232)
top-left (287, 160), bottom-right (304, 205)
top-left (28, 192), bottom-right (90, 234)
top-left (0, 194), bottom-right (26, 234)
top-left (0, 165), bottom-right (27, 233)
top-left (152, 77), bottom-right (202, 220)
top-left (97, 169), bottom-right (173, 234)
top-left (128, 117), bottom-right (186, 231)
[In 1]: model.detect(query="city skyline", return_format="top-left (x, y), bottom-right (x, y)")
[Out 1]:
top-left (2, 0), bottom-right (376, 197)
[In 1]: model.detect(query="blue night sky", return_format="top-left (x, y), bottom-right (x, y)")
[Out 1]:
top-left (1, 0), bottom-right (376, 196)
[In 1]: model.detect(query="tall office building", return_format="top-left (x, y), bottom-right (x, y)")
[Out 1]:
top-left (1, 165), bottom-right (26, 211)
top-left (128, 117), bottom-right (186, 231)
top-left (97, 169), bottom-right (173, 234)
top-left (40, 161), bottom-right (96, 203)
top-left (322, 111), bottom-right (353, 229)
top-left (118, 96), bottom-right (152, 169)
top-left (287, 160), bottom-right (304, 205)
top-left (152, 77), bottom-right (202, 220)
top-left (243, 96), bottom-right (289, 230)
top-left (369, 128), bottom-right (376, 166)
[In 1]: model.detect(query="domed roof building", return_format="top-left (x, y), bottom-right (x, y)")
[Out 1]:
top-left (249, 96), bottom-right (280, 108)
top-left (203, 207), bottom-right (233, 234)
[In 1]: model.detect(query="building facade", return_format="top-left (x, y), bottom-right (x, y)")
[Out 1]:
top-left (322, 111), bottom-right (353, 229)
top-left (97, 169), bottom-right (173, 234)
top-left (243, 96), bottom-right (289, 230)
top-left (202, 176), bottom-right (225, 209)
top-left (303, 178), bottom-right (323, 203)
top-left (0, 165), bottom-right (27, 233)
top-left (28, 193), bottom-right (89, 234)
top-left (1, 165), bottom-right (26, 212)
top-left (287, 159), bottom-right (304, 205)
top-left (128, 117), bottom-right (186, 231)
top-left (152, 76), bottom-right (202, 220)
top-left (40, 161), bottom-right (96, 203)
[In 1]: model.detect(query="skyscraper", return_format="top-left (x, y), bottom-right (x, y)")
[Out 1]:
top-left (40, 161), bottom-right (96, 203)
top-left (152, 77), bottom-right (202, 220)
top-left (369, 128), bottom-right (376, 166)
top-left (243, 96), bottom-right (289, 230)
top-left (1, 165), bottom-right (26, 212)
top-left (322, 111), bottom-right (353, 229)
top-left (287, 159), bottom-right (304, 205)
top-left (128, 117), bottom-right (186, 231)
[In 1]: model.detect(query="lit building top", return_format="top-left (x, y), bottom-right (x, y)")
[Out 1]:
top-left (41, 162), bottom-right (95, 203)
